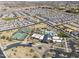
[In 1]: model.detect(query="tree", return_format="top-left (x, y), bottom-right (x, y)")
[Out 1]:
top-left (6, 37), bottom-right (9, 40)
top-left (8, 38), bottom-right (12, 41)
top-left (12, 49), bottom-right (14, 51)
top-left (26, 53), bottom-right (28, 56)
top-left (33, 55), bottom-right (39, 58)
top-left (47, 52), bottom-right (52, 57)
top-left (58, 32), bottom-right (69, 38)
top-left (30, 49), bottom-right (34, 53)
top-left (38, 46), bottom-right (42, 49)
top-left (13, 53), bottom-right (16, 55)
top-left (1, 35), bottom-right (5, 39)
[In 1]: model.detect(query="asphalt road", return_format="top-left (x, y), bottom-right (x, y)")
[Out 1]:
top-left (0, 48), bottom-right (6, 58)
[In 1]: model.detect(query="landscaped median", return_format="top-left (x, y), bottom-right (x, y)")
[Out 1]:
top-left (2, 17), bottom-right (17, 21)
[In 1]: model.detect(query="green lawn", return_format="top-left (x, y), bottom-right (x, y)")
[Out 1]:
top-left (12, 32), bottom-right (28, 40)
top-left (2, 17), bottom-right (17, 21)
